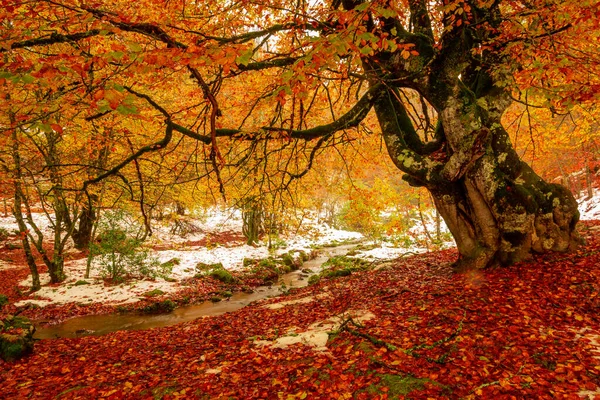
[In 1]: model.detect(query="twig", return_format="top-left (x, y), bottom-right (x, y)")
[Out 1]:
top-left (339, 311), bottom-right (466, 364)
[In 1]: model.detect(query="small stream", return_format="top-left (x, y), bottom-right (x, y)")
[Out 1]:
top-left (34, 244), bottom-right (356, 339)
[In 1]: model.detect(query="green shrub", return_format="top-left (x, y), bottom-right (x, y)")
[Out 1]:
top-left (141, 300), bottom-right (176, 314)
top-left (90, 211), bottom-right (170, 283)
top-left (0, 227), bottom-right (10, 241)
top-left (0, 294), bottom-right (8, 307)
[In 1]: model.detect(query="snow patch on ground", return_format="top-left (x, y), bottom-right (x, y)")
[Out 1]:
top-left (4, 206), bottom-right (452, 308)
top-left (578, 190), bottom-right (600, 220)
top-left (356, 243), bottom-right (428, 260)
top-left (262, 293), bottom-right (330, 310)
top-left (15, 258), bottom-right (182, 307)
top-left (254, 310), bottom-right (375, 351)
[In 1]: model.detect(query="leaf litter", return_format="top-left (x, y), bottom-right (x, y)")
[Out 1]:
top-left (0, 222), bottom-right (599, 398)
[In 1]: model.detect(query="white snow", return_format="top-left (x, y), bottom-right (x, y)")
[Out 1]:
top-left (356, 242), bottom-right (427, 259)
top-left (1, 206), bottom-right (452, 308)
top-left (254, 310), bottom-right (375, 351)
top-left (578, 189), bottom-right (600, 220)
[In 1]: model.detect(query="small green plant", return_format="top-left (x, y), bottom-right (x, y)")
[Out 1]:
top-left (267, 236), bottom-right (287, 250)
top-left (90, 211), bottom-right (170, 283)
top-left (161, 258), bottom-right (181, 269)
top-left (308, 275), bottom-right (320, 285)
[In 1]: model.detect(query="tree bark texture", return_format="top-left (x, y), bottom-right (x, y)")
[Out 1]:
top-left (375, 86), bottom-right (580, 269)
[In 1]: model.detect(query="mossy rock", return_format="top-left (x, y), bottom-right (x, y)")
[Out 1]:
top-left (220, 291), bottom-right (233, 298)
top-left (209, 268), bottom-right (235, 284)
top-left (281, 253), bottom-right (295, 267)
top-left (9, 316), bottom-right (31, 330)
top-left (298, 250), bottom-right (310, 262)
top-left (141, 300), bottom-right (176, 314)
top-left (311, 256), bottom-right (372, 282)
top-left (196, 262), bottom-right (224, 272)
top-left (73, 280), bottom-right (90, 286)
top-left (258, 258), bottom-right (280, 269)
top-left (1, 334), bottom-right (34, 362)
top-left (322, 268), bottom-right (354, 278)
top-left (142, 289), bottom-right (165, 297)
top-left (323, 255), bottom-right (369, 269)
top-left (243, 258), bottom-right (259, 267)
top-left (210, 296), bottom-right (222, 303)
top-left (0, 315), bottom-right (35, 362)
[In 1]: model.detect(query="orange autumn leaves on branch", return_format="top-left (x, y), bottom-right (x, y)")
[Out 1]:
top-left (1, 0), bottom-right (600, 270)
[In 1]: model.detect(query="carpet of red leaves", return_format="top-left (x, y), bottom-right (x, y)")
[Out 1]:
top-left (1, 223), bottom-right (600, 399)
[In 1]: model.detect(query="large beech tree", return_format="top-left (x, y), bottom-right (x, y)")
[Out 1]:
top-left (1, 0), bottom-right (598, 270)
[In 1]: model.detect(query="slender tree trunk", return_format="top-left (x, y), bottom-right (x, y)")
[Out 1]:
top-left (13, 196), bottom-right (41, 292)
top-left (10, 127), bottom-right (41, 291)
top-left (586, 166), bottom-right (594, 200)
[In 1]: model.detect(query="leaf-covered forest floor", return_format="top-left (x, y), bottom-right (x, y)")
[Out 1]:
top-left (2, 222), bottom-right (600, 399)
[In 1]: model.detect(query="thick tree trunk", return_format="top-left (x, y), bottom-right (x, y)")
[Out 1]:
top-left (242, 198), bottom-right (263, 245)
top-left (72, 202), bottom-right (96, 250)
top-left (375, 87), bottom-right (581, 270)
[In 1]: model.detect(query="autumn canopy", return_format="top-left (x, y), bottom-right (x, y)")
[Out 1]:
top-left (1, 0), bottom-right (599, 272)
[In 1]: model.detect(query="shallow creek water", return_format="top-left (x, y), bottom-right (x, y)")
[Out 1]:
top-left (34, 245), bottom-right (355, 340)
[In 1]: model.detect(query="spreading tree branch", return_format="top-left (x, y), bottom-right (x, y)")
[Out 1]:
top-left (1, 30), bottom-right (106, 52)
